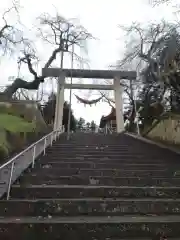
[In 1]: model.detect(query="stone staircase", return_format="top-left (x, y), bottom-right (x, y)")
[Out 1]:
top-left (0, 132), bottom-right (180, 239)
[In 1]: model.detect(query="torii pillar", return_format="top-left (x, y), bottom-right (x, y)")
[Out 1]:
top-left (53, 72), bottom-right (65, 131)
top-left (114, 77), bottom-right (124, 133)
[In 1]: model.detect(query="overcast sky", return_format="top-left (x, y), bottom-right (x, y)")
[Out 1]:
top-left (0, 0), bottom-right (176, 124)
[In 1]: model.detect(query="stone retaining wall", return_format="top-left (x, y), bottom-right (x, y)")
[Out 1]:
top-left (146, 114), bottom-right (180, 145)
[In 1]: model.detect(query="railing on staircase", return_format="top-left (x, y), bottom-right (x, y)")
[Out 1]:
top-left (0, 129), bottom-right (63, 200)
top-left (104, 125), bottom-right (116, 134)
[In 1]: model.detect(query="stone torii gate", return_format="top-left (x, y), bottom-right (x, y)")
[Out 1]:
top-left (42, 68), bottom-right (136, 133)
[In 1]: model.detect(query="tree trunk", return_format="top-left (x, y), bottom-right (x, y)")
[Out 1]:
top-left (2, 77), bottom-right (44, 99)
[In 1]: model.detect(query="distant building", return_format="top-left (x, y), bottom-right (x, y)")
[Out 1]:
top-left (99, 107), bottom-right (132, 132)
top-left (99, 107), bottom-right (117, 131)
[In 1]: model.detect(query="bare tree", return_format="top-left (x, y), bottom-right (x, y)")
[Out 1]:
top-left (2, 12), bottom-right (92, 99)
top-left (37, 12), bottom-right (92, 67)
top-left (117, 20), bottom-right (180, 93)
top-left (118, 21), bottom-right (172, 68)
top-left (148, 0), bottom-right (172, 6)
top-left (111, 20), bottom-right (180, 130)
top-left (0, 2), bottom-right (25, 56)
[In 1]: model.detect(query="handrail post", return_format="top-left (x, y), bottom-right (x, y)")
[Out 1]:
top-left (55, 131), bottom-right (57, 141)
top-left (56, 130), bottom-right (58, 139)
top-left (44, 137), bottom-right (47, 155)
top-left (51, 134), bottom-right (53, 146)
top-left (105, 125), bottom-right (107, 134)
top-left (7, 162), bottom-right (15, 200)
top-left (32, 145), bottom-right (36, 168)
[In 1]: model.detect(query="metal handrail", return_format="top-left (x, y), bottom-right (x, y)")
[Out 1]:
top-left (104, 126), bottom-right (116, 134)
top-left (0, 128), bottom-right (63, 200)
top-left (107, 127), bottom-right (113, 134)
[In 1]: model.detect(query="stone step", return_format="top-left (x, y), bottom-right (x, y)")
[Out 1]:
top-left (43, 153), bottom-right (179, 162)
top-left (1, 132), bottom-right (179, 239)
top-left (17, 175), bottom-right (180, 186)
top-left (34, 162), bottom-right (179, 170)
top-left (51, 140), bottom-right (177, 151)
top-left (49, 148), bottom-right (146, 153)
top-left (47, 147), bottom-right (139, 151)
top-left (10, 185), bottom-right (180, 199)
top-left (41, 156), bottom-right (175, 163)
top-left (46, 150), bottom-right (158, 156)
top-left (39, 155), bottom-right (178, 161)
top-left (49, 147), bottom-right (176, 157)
top-left (27, 168), bottom-right (176, 177)
top-left (48, 148), bottom-right (177, 158)
top-left (0, 216), bottom-right (179, 239)
top-left (1, 198), bottom-right (180, 217)
top-left (43, 152), bottom-right (173, 158)
top-left (47, 145), bottom-right (176, 152)
top-left (49, 144), bottom-right (135, 147)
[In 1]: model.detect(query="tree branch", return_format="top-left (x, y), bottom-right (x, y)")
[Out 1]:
top-left (18, 53), bottom-right (38, 78)
top-left (0, 3), bottom-right (24, 55)
top-left (3, 77), bottom-right (44, 98)
top-left (44, 45), bottom-right (62, 69)
top-left (3, 12), bottom-right (92, 98)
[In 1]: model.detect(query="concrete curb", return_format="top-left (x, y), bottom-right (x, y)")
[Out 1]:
top-left (125, 133), bottom-right (180, 155)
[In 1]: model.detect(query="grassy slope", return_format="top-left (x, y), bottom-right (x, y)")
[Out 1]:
top-left (0, 113), bottom-right (36, 157)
